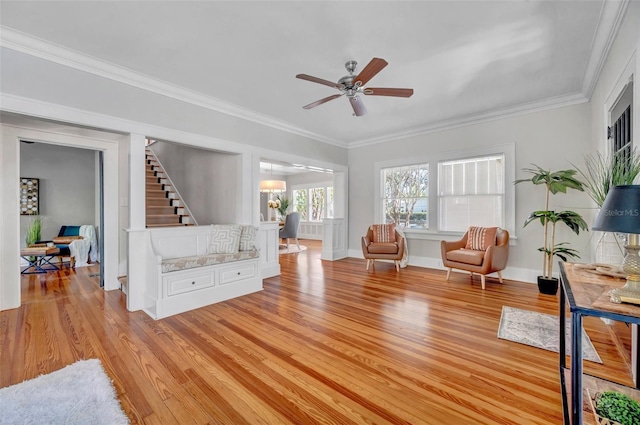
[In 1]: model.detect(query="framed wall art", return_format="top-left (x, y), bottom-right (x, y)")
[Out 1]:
top-left (20, 177), bottom-right (40, 215)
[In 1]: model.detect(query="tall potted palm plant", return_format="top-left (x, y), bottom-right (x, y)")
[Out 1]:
top-left (515, 165), bottom-right (589, 294)
top-left (573, 149), bottom-right (640, 262)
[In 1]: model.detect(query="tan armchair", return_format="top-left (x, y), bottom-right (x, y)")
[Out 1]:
top-left (441, 227), bottom-right (509, 289)
top-left (361, 224), bottom-right (405, 271)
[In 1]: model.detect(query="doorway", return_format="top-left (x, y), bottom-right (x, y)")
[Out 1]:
top-left (1, 118), bottom-right (121, 311)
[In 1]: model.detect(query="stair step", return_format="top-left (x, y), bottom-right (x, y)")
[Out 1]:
top-left (147, 206), bottom-right (185, 215)
top-left (146, 198), bottom-right (172, 207)
top-left (146, 223), bottom-right (193, 228)
top-left (146, 214), bottom-right (183, 225)
top-left (147, 189), bottom-right (169, 198)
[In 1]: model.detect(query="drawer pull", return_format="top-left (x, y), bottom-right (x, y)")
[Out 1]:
top-left (237, 272), bottom-right (241, 275)
top-left (192, 281), bottom-right (195, 285)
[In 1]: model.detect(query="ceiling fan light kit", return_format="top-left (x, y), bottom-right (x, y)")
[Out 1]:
top-left (296, 57), bottom-right (413, 117)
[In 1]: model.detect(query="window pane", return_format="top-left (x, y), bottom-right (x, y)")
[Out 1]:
top-left (438, 155), bottom-right (504, 231)
top-left (327, 186), bottom-right (334, 218)
top-left (293, 189), bottom-right (307, 220)
top-left (310, 187), bottom-right (325, 221)
top-left (382, 164), bottom-right (428, 229)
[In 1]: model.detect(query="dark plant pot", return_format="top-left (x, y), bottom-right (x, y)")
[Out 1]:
top-left (537, 276), bottom-right (559, 295)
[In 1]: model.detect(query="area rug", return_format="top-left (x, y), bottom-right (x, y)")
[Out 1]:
top-left (279, 244), bottom-right (307, 254)
top-left (498, 306), bottom-right (602, 363)
top-left (0, 359), bottom-right (129, 425)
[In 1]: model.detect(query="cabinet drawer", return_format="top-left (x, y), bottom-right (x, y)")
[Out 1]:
top-left (167, 274), bottom-right (214, 296)
top-left (220, 262), bottom-right (257, 285)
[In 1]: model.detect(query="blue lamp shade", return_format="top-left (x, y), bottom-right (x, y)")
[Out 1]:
top-left (592, 185), bottom-right (640, 234)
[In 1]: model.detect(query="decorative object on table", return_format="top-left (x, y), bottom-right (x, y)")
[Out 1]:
top-left (24, 215), bottom-right (42, 247)
top-left (19, 177), bottom-right (39, 215)
top-left (587, 389), bottom-right (640, 425)
top-left (514, 165), bottom-right (588, 294)
top-left (573, 149), bottom-right (640, 263)
top-left (592, 185), bottom-right (640, 305)
top-left (0, 358), bottom-right (129, 425)
top-left (497, 306), bottom-right (601, 363)
top-left (267, 198), bottom-right (280, 221)
top-left (275, 194), bottom-right (290, 221)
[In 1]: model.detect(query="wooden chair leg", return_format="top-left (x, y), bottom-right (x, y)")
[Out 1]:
top-left (70, 256), bottom-right (75, 268)
top-left (394, 261), bottom-right (399, 272)
top-left (481, 274), bottom-right (486, 290)
top-left (497, 271), bottom-right (503, 283)
top-left (446, 268), bottom-right (452, 281)
top-left (366, 259), bottom-right (370, 270)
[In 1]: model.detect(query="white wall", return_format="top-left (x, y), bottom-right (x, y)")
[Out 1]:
top-left (348, 102), bottom-right (593, 282)
top-left (19, 142), bottom-right (96, 248)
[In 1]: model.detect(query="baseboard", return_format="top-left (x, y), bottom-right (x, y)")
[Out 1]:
top-left (346, 249), bottom-right (538, 284)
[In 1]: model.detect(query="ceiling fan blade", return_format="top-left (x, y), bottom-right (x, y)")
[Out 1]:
top-left (302, 94), bottom-right (342, 110)
top-left (296, 74), bottom-right (341, 89)
top-left (349, 96), bottom-right (367, 116)
top-left (364, 87), bottom-right (414, 97)
top-left (354, 57), bottom-right (388, 87)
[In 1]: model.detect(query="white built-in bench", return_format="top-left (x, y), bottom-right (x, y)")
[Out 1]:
top-left (143, 224), bottom-right (262, 319)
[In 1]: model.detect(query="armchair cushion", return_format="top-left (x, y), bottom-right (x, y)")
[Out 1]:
top-left (367, 242), bottom-right (399, 255)
top-left (465, 226), bottom-right (497, 251)
top-left (371, 223), bottom-right (395, 243)
top-left (446, 248), bottom-right (485, 266)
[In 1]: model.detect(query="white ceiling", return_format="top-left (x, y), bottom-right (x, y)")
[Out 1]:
top-left (0, 1), bottom-right (623, 148)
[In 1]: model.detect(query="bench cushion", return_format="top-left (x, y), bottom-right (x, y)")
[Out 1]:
top-left (162, 249), bottom-right (259, 273)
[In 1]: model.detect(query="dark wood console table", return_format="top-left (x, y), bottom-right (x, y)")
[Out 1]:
top-left (559, 262), bottom-right (640, 424)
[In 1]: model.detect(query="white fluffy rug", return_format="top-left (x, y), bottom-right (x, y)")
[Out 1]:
top-left (498, 306), bottom-right (602, 363)
top-left (0, 359), bottom-right (129, 425)
top-left (279, 244), bottom-right (307, 254)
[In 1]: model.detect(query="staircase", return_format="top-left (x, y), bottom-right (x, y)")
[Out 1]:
top-left (145, 149), bottom-right (194, 228)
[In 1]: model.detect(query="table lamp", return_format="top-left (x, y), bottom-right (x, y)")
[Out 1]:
top-left (592, 185), bottom-right (640, 304)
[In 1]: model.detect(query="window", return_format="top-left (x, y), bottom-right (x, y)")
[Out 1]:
top-left (374, 144), bottom-right (515, 239)
top-left (382, 164), bottom-right (429, 229)
top-left (438, 155), bottom-right (505, 232)
top-left (293, 185), bottom-right (334, 221)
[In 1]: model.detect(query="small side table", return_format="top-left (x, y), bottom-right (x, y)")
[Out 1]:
top-left (20, 247), bottom-right (61, 274)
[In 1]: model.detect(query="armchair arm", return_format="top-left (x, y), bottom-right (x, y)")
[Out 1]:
top-left (483, 242), bottom-right (509, 272)
top-left (440, 233), bottom-right (468, 258)
top-left (361, 235), bottom-right (371, 253)
top-left (395, 233), bottom-right (405, 258)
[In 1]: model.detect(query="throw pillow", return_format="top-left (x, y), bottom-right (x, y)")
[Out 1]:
top-left (239, 225), bottom-right (258, 251)
top-left (209, 224), bottom-right (242, 254)
top-left (465, 226), bottom-right (498, 251)
top-left (371, 223), bottom-right (396, 243)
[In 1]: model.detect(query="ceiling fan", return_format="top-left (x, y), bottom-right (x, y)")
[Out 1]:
top-left (296, 57), bottom-right (414, 117)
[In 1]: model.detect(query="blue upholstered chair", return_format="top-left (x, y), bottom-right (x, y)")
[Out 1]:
top-left (279, 212), bottom-right (301, 249)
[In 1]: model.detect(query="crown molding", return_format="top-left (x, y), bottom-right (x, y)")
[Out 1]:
top-left (0, 26), bottom-right (346, 148)
top-left (581, 0), bottom-right (629, 99)
top-left (348, 92), bottom-right (589, 148)
top-left (0, 0), bottom-right (627, 152)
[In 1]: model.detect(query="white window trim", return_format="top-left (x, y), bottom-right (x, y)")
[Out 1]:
top-left (374, 143), bottom-right (516, 241)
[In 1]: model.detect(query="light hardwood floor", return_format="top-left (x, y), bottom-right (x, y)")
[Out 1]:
top-left (1, 240), bottom-right (633, 424)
